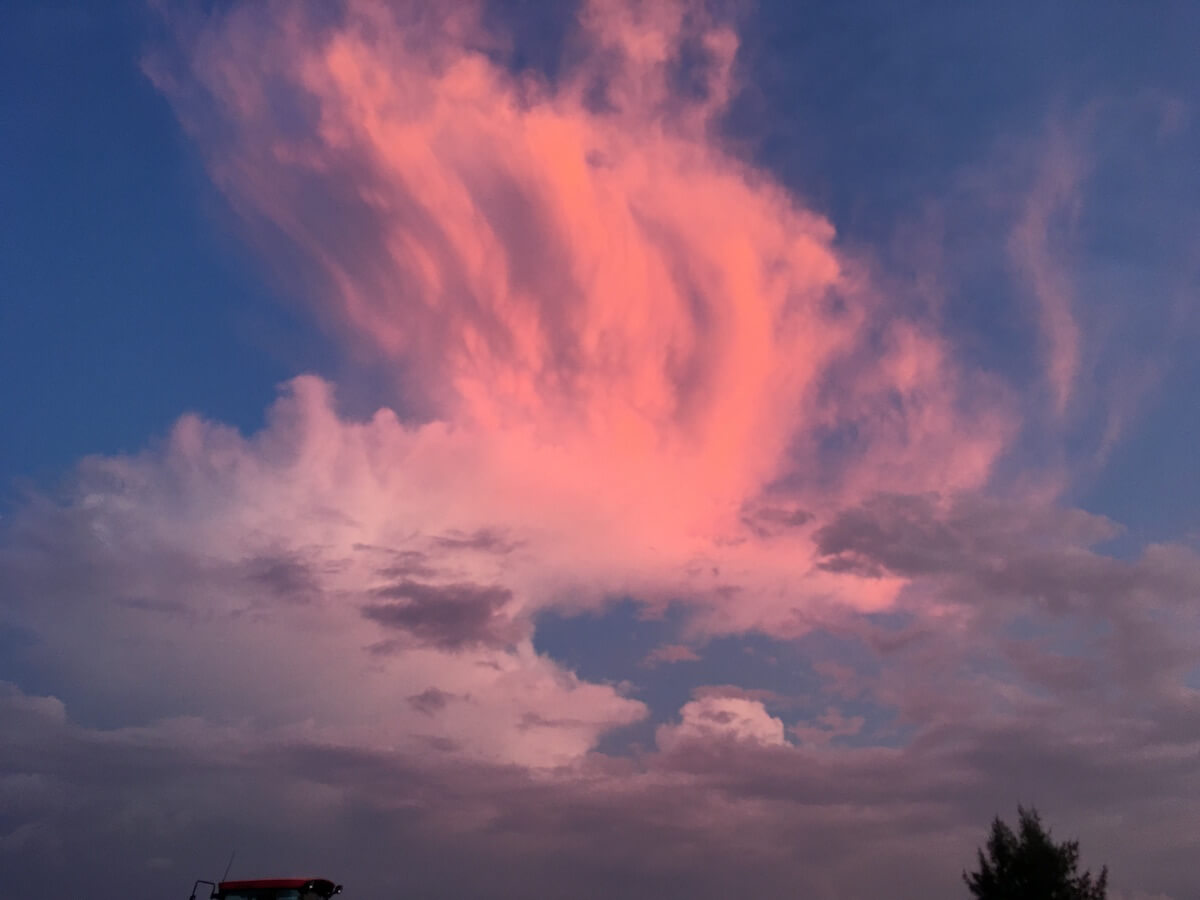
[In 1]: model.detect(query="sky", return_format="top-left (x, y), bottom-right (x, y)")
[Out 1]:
top-left (2, 1), bottom-right (1199, 898)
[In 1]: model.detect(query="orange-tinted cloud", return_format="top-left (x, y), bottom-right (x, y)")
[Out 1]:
top-left (141, 0), bottom-right (1015, 631)
top-left (0, 0), bottom-right (1034, 774)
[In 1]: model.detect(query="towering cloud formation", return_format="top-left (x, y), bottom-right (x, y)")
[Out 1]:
top-left (140, 0), bottom-right (1015, 628)
top-left (0, 0), bottom-right (1032, 775)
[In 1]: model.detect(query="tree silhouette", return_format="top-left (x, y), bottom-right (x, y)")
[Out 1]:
top-left (964, 806), bottom-right (1107, 899)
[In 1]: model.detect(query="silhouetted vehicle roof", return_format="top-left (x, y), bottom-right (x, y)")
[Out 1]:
top-left (217, 879), bottom-right (340, 897)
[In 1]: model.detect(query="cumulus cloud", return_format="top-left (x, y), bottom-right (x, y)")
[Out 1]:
top-left (656, 695), bottom-right (786, 751)
top-left (0, 379), bottom-right (646, 767)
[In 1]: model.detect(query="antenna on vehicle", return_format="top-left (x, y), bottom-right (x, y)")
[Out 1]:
top-left (220, 851), bottom-right (237, 883)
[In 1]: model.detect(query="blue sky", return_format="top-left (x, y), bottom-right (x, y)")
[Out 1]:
top-left (1, 1), bottom-right (322, 488)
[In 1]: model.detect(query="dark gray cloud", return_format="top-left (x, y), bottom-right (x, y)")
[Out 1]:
top-left (6, 471), bottom-right (1199, 899)
top-left (3, 675), bottom-right (1197, 900)
top-left (354, 543), bottom-right (441, 580)
top-left (240, 551), bottom-right (322, 603)
top-left (407, 687), bottom-right (461, 716)
top-left (739, 500), bottom-right (812, 539)
top-left (814, 492), bottom-right (1120, 580)
top-left (430, 528), bottom-right (522, 555)
top-left (807, 496), bottom-right (1200, 758)
top-left (363, 580), bottom-right (522, 650)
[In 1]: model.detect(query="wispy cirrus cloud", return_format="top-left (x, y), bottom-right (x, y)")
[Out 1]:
top-left (1, 0), bottom-right (1025, 793)
top-left (136, 0), bottom-right (1021, 645)
top-left (642, 643), bottom-right (702, 667)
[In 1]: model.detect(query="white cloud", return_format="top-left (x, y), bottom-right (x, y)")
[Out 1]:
top-left (656, 696), bottom-right (786, 751)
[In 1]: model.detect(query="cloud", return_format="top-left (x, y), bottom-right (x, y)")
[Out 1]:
top-left (430, 527), bottom-right (521, 554)
top-left (938, 99), bottom-right (1200, 478)
top-left (80, 0), bottom-right (1033, 703)
top-left (739, 499), bottom-right (812, 539)
top-left (147, 0), bottom-right (1013, 548)
top-left (363, 579), bottom-right (520, 650)
top-left (240, 550), bottom-right (324, 602)
top-left (6, 465), bottom-right (1200, 896)
top-left (1008, 118), bottom-right (1087, 418)
top-left (10, 669), bottom-right (1197, 900)
top-left (790, 706), bottom-right (865, 747)
top-left (656, 695), bottom-right (787, 751)
top-left (407, 686), bottom-right (461, 716)
top-left (0, 381), bottom-right (646, 767)
top-left (814, 492), bottom-right (1200, 701)
top-left (813, 491), bottom-right (1120, 581)
top-left (641, 643), bottom-right (701, 666)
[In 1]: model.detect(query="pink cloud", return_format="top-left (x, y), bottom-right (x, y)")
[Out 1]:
top-left (137, 0), bottom-right (1020, 638)
top-left (1009, 118), bottom-right (1087, 419)
top-left (0, 0), bottom-right (1041, 780)
top-left (970, 101), bottom-right (1195, 476)
top-left (656, 695), bottom-right (786, 751)
top-left (3, 5), bottom-right (1115, 804)
top-left (1, 379), bottom-right (648, 768)
top-left (642, 643), bottom-right (702, 666)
